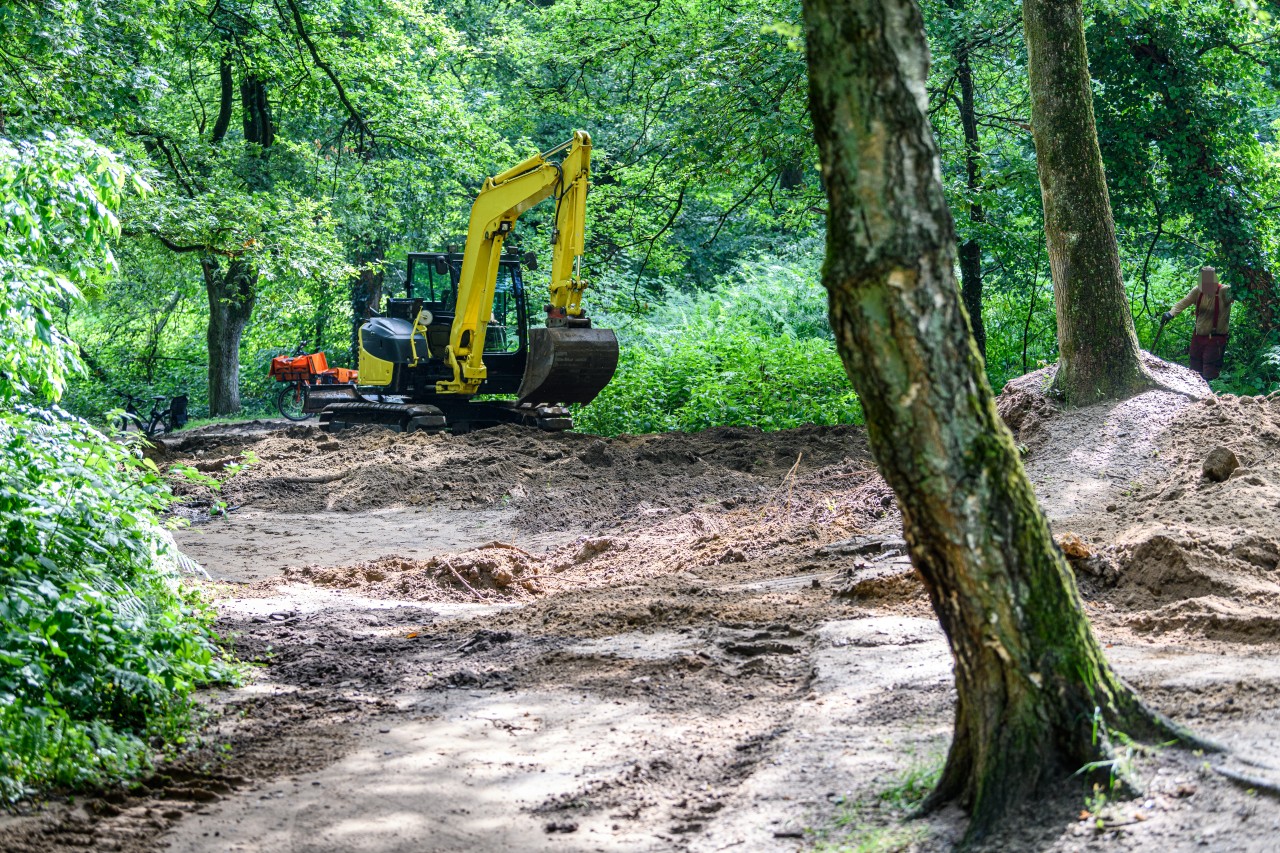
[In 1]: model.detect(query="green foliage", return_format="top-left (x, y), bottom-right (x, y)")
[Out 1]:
top-left (0, 409), bottom-right (226, 801)
top-left (576, 249), bottom-right (861, 435)
top-left (0, 133), bottom-right (227, 801)
top-left (0, 134), bottom-right (141, 402)
top-left (1089, 0), bottom-right (1280, 315)
top-left (529, 0), bottom-right (819, 293)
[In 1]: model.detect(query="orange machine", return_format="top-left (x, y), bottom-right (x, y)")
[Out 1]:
top-left (268, 349), bottom-right (359, 421)
top-left (269, 352), bottom-right (358, 385)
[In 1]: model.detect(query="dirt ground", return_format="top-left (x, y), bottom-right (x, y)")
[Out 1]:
top-left (4, 363), bottom-right (1280, 852)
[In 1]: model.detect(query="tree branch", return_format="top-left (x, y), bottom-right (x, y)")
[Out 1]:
top-left (280, 0), bottom-right (375, 151)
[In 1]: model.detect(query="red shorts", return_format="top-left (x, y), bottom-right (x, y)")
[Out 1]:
top-left (1189, 334), bottom-right (1228, 380)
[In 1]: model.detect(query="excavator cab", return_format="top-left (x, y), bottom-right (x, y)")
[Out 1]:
top-left (397, 249), bottom-right (535, 396)
top-left (399, 249), bottom-right (617, 405)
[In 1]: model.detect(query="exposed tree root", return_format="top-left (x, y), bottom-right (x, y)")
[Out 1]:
top-left (1214, 765), bottom-right (1280, 799)
top-left (916, 694), bottom-right (1220, 844)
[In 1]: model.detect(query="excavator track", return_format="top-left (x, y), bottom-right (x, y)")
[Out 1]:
top-left (435, 401), bottom-right (573, 433)
top-left (317, 400), bottom-right (572, 434)
top-left (318, 402), bottom-right (446, 433)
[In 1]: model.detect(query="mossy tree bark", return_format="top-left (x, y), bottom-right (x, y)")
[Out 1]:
top-left (1024, 0), bottom-right (1150, 403)
top-left (802, 0), bottom-right (1195, 839)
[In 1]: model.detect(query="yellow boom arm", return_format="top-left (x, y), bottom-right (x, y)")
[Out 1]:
top-left (438, 130), bottom-right (593, 396)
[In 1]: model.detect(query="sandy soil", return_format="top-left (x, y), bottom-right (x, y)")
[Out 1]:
top-left (4, 369), bottom-right (1280, 852)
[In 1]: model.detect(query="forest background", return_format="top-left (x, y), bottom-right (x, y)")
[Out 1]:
top-left (4, 0), bottom-right (1280, 802)
top-left (9, 0), bottom-right (1280, 435)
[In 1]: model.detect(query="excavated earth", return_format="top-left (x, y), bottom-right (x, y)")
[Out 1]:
top-left (4, 364), bottom-right (1280, 852)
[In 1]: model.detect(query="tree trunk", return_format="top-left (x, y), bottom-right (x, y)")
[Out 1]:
top-left (955, 30), bottom-right (986, 357)
top-left (210, 50), bottom-right (233, 144)
top-left (240, 74), bottom-right (274, 148)
top-left (802, 0), bottom-right (1196, 839)
top-left (197, 64), bottom-right (269, 416)
top-left (349, 243), bottom-right (385, 363)
top-left (1024, 0), bottom-right (1149, 403)
top-left (203, 258), bottom-right (257, 416)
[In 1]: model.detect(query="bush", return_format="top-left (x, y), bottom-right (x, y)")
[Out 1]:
top-left (578, 250), bottom-right (862, 434)
top-left (0, 409), bottom-right (225, 800)
top-left (0, 132), bottom-right (227, 801)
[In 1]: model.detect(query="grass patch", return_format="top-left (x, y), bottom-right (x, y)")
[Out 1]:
top-left (810, 750), bottom-right (944, 852)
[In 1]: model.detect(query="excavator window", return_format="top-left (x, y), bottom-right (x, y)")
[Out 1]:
top-left (409, 258), bottom-right (441, 303)
top-left (407, 254), bottom-right (458, 312)
top-left (485, 265), bottom-right (523, 354)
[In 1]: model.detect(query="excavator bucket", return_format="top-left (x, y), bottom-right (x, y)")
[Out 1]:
top-left (517, 327), bottom-right (619, 405)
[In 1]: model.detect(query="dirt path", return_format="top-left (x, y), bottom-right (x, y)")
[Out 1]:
top-left (4, 381), bottom-right (1280, 852)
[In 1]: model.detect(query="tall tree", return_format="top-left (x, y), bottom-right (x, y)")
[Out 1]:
top-left (204, 41), bottom-right (272, 415)
top-left (802, 0), bottom-right (1198, 839)
top-left (1023, 0), bottom-right (1149, 403)
top-left (942, 0), bottom-right (987, 356)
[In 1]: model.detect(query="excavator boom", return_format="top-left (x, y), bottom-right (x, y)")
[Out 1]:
top-left (439, 131), bottom-right (617, 404)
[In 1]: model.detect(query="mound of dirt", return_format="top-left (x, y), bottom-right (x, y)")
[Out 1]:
top-left (243, 457), bottom-right (896, 623)
top-left (184, 380), bottom-right (1279, 647)
top-left (995, 370), bottom-right (1060, 447)
top-left (1093, 393), bottom-right (1280, 641)
top-left (280, 544), bottom-right (548, 602)
top-left (989, 369), bottom-right (1280, 643)
top-left (995, 352), bottom-right (1208, 447)
top-left (163, 422), bottom-right (878, 532)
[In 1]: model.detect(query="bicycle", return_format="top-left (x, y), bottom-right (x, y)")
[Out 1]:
top-left (119, 392), bottom-right (190, 437)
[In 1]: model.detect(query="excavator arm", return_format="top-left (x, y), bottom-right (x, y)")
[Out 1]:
top-left (438, 131), bottom-right (600, 396)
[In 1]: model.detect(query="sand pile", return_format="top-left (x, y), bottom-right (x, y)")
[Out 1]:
top-left (187, 371), bottom-right (1279, 644)
top-left (1103, 527), bottom-right (1280, 641)
top-left (252, 457), bottom-right (891, 609)
top-left (1097, 393), bottom-right (1280, 641)
top-left (996, 352), bottom-right (1209, 449)
top-left (279, 544), bottom-right (549, 603)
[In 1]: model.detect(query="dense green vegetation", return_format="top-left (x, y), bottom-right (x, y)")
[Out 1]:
top-left (0, 134), bottom-right (227, 800)
top-left (7, 0), bottom-right (1276, 431)
top-left (3, 0), bottom-right (1280, 800)
top-left (579, 248), bottom-right (862, 434)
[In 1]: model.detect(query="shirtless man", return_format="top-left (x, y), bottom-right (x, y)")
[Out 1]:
top-left (1162, 266), bottom-right (1233, 380)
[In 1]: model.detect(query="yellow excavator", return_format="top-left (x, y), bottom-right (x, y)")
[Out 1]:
top-left (309, 131), bottom-right (618, 433)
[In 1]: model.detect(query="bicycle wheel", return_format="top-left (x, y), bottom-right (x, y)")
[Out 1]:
top-left (277, 382), bottom-right (313, 421)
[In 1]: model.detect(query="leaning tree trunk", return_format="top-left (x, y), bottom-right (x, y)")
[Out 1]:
top-left (802, 0), bottom-right (1196, 839)
top-left (1024, 0), bottom-right (1149, 403)
top-left (203, 258), bottom-right (257, 416)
